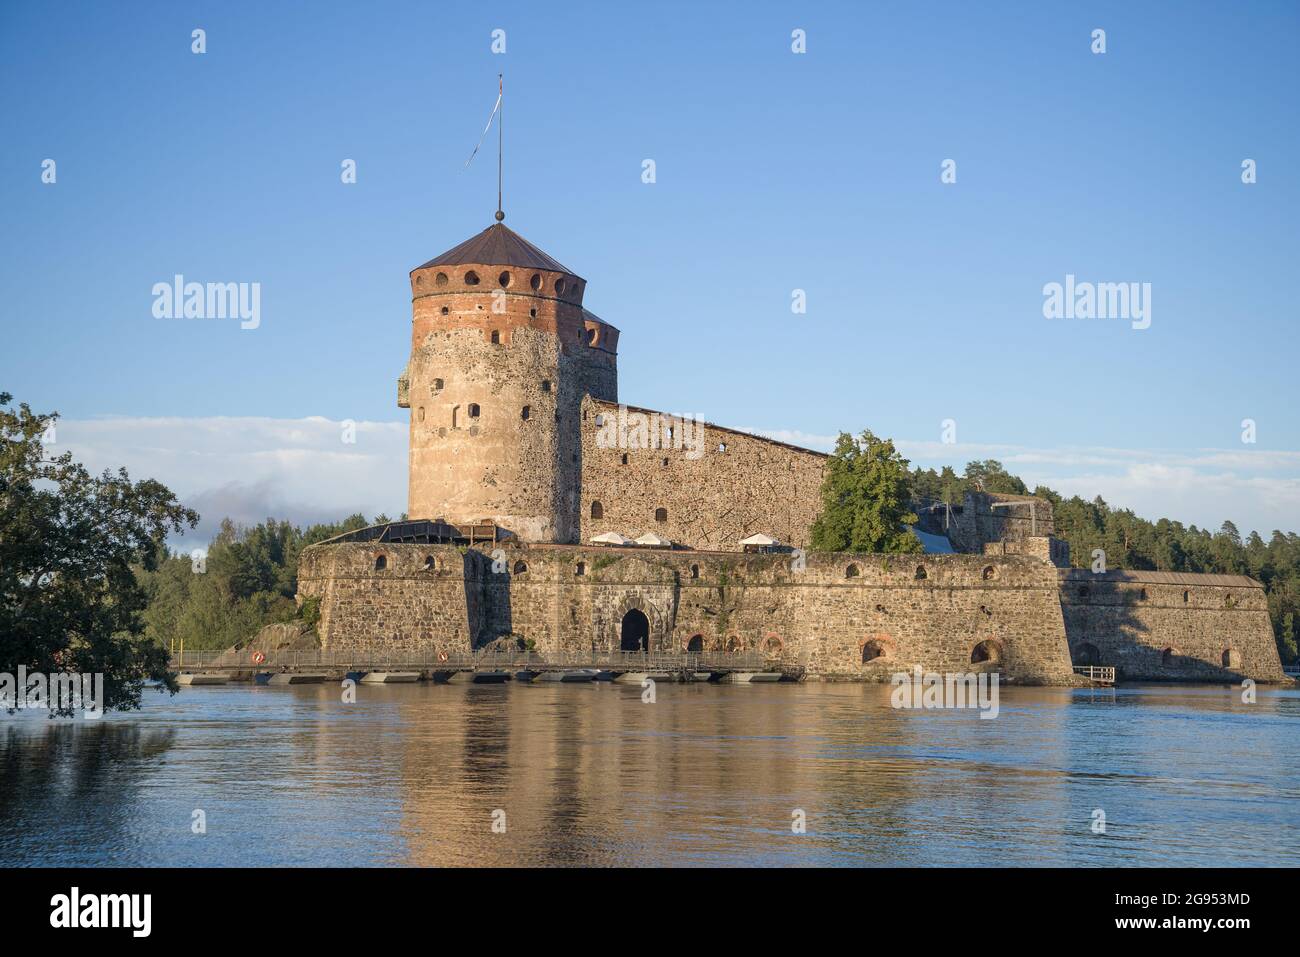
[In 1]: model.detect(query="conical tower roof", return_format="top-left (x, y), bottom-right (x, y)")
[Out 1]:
top-left (415, 222), bottom-right (578, 277)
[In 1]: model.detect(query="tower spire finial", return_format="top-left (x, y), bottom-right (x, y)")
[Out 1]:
top-left (495, 73), bottom-right (504, 222)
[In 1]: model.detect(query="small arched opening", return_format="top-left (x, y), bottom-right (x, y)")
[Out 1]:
top-left (915, 565), bottom-right (928, 580)
top-left (590, 501), bottom-right (603, 520)
top-left (1161, 647), bottom-right (1178, 667)
top-left (971, 639), bottom-right (1003, 665)
top-left (1075, 642), bottom-right (1101, 666)
top-left (654, 507), bottom-right (668, 523)
top-left (1222, 647), bottom-right (1241, 669)
top-left (374, 555), bottom-right (387, 571)
top-left (982, 565), bottom-right (996, 581)
top-left (686, 634), bottom-right (704, 653)
top-left (845, 563), bottom-right (861, 579)
top-left (861, 637), bottom-right (893, 664)
top-left (513, 560), bottom-right (528, 576)
top-left (422, 555), bottom-right (437, 572)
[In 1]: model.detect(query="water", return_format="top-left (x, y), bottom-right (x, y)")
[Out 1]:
top-left (1, 681), bottom-right (1296, 867)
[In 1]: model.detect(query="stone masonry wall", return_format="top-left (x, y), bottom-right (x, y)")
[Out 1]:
top-left (299, 542), bottom-right (1078, 684)
top-left (578, 396), bottom-right (828, 551)
top-left (1059, 570), bottom-right (1286, 682)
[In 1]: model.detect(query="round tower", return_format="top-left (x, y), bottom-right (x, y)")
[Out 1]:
top-left (400, 220), bottom-right (619, 543)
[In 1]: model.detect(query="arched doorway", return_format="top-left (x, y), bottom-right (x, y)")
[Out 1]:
top-left (1075, 642), bottom-right (1101, 666)
top-left (620, 609), bottom-right (649, 652)
top-left (971, 639), bottom-right (1003, 665)
top-left (686, 634), bottom-right (704, 653)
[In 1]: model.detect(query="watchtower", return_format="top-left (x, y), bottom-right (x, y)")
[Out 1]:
top-left (399, 221), bottom-right (619, 542)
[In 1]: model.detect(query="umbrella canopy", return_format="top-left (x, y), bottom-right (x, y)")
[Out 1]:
top-left (739, 532), bottom-right (778, 547)
top-left (633, 532), bottom-right (672, 547)
top-left (589, 531), bottom-right (632, 545)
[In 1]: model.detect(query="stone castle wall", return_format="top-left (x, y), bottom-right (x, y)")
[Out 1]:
top-left (1059, 570), bottom-right (1286, 681)
top-left (577, 397), bottom-right (829, 551)
top-left (298, 542), bottom-right (1078, 684)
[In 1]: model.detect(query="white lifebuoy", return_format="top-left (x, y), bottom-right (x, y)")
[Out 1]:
top-left (251, 651), bottom-right (266, 665)
top-left (437, 650), bottom-right (449, 662)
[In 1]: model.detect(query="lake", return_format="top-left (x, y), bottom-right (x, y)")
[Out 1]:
top-left (1, 681), bottom-right (1296, 867)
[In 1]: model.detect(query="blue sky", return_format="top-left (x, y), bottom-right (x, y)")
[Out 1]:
top-left (2, 0), bottom-right (1297, 541)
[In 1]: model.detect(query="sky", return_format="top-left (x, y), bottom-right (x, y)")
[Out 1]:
top-left (2, 0), bottom-right (1297, 546)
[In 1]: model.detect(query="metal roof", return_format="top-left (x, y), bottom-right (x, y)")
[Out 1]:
top-left (414, 223), bottom-right (577, 276)
top-left (1059, 568), bottom-right (1261, 588)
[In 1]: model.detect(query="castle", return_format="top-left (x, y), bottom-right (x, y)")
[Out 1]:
top-left (298, 220), bottom-right (1286, 684)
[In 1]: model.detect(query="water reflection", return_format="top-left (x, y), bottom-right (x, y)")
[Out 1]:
top-left (0, 682), bottom-right (1296, 866)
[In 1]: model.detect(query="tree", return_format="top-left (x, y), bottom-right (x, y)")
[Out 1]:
top-left (810, 430), bottom-right (922, 554)
top-left (0, 392), bottom-right (198, 714)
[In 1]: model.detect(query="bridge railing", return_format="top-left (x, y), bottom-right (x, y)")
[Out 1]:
top-left (1072, 665), bottom-right (1116, 684)
top-left (169, 647), bottom-right (772, 672)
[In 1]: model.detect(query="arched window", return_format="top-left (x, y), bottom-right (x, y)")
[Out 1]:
top-left (513, 560), bottom-right (528, 575)
top-left (654, 507), bottom-right (667, 523)
top-left (498, 271), bottom-right (511, 287)
top-left (845, 563), bottom-right (861, 579)
top-left (574, 562), bottom-right (586, 576)
top-left (915, 565), bottom-right (927, 580)
top-left (464, 270), bottom-right (480, 285)
top-left (521, 405), bottom-right (531, 421)
top-left (490, 330), bottom-right (500, 344)
top-left (971, 640), bottom-right (1003, 664)
top-left (590, 501), bottom-right (603, 520)
top-left (687, 634), bottom-right (704, 653)
top-left (1222, 647), bottom-right (1241, 669)
top-left (423, 555), bottom-right (436, 571)
top-left (435, 272), bottom-right (448, 286)
top-left (861, 638), bottom-right (893, 663)
top-left (374, 555), bottom-right (387, 571)
top-left (468, 404), bottom-right (480, 419)
top-left (529, 273), bottom-right (541, 290)
top-left (690, 564), bottom-right (699, 579)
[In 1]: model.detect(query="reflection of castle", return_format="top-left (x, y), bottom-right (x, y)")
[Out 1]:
top-left (299, 222), bottom-right (1286, 684)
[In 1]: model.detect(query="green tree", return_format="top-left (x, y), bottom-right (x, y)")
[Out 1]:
top-left (0, 392), bottom-right (198, 714)
top-left (810, 430), bottom-right (922, 554)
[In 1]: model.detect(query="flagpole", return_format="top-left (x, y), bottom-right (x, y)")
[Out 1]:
top-left (496, 74), bottom-right (504, 222)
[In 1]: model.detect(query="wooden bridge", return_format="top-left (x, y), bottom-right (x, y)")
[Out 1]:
top-left (169, 648), bottom-right (784, 681)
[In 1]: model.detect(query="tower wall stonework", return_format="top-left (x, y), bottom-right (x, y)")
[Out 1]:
top-left (403, 259), bottom-right (617, 542)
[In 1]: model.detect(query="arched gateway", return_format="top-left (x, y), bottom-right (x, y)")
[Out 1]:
top-left (620, 608), bottom-right (649, 652)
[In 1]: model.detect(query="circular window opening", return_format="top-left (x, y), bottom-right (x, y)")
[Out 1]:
top-left (435, 272), bottom-right (448, 286)
top-left (441, 306), bottom-right (449, 315)
top-left (529, 273), bottom-right (541, 290)
top-left (556, 278), bottom-right (566, 295)
top-left (464, 270), bottom-right (480, 286)
top-left (498, 271), bottom-right (511, 288)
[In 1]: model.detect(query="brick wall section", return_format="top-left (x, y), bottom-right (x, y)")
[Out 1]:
top-left (577, 396), bottom-right (829, 551)
top-left (1059, 570), bottom-right (1286, 681)
top-left (300, 542), bottom-right (1078, 684)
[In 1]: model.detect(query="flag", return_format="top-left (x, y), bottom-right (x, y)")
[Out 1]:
top-left (464, 83), bottom-right (502, 169)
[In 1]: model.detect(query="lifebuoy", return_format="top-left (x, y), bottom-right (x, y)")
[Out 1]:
top-left (251, 651), bottom-right (266, 665)
top-left (437, 651), bottom-right (449, 662)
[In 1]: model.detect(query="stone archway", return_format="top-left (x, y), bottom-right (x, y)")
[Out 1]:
top-left (620, 609), bottom-right (649, 652)
top-left (1075, 642), bottom-right (1101, 666)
